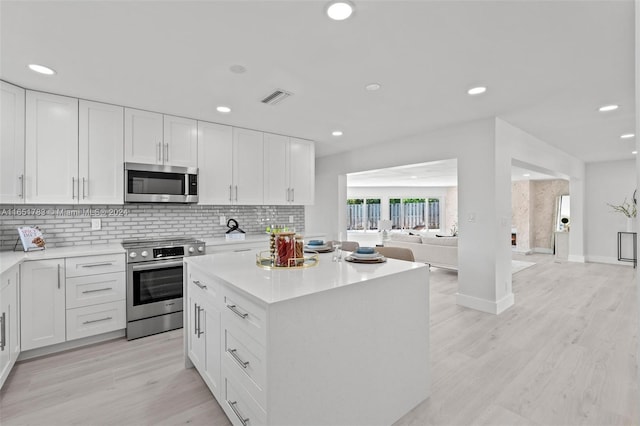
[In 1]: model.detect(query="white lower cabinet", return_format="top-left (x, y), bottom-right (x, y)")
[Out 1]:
top-left (20, 259), bottom-right (66, 351)
top-left (187, 265), bottom-right (222, 399)
top-left (1, 264), bottom-right (20, 389)
top-left (20, 254), bottom-right (126, 353)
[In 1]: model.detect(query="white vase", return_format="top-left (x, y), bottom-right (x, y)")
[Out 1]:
top-left (626, 217), bottom-right (637, 233)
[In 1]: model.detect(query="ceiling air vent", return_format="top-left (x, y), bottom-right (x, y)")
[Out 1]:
top-left (261, 89), bottom-right (293, 105)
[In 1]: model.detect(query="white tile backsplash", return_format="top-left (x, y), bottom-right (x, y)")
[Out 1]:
top-left (0, 204), bottom-right (304, 250)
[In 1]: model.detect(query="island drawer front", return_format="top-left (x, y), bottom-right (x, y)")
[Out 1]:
top-left (223, 326), bottom-right (266, 409)
top-left (66, 272), bottom-right (125, 309)
top-left (188, 267), bottom-right (221, 303)
top-left (66, 300), bottom-right (126, 341)
top-left (222, 288), bottom-right (266, 346)
top-left (66, 254), bottom-right (125, 277)
top-left (223, 375), bottom-right (267, 426)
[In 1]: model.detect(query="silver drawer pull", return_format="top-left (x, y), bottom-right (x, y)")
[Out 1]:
top-left (233, 248), bottom-right (251, 252)
top-left (227, 400), bottom-right (249, 426)
top-left (1, 312), bottom-right (6, 351)
top-left (226, 304), bottom-right (248, 319)
top-left (81, 287), bottom-right (112, 294)
top-left (227, 348), bottom-right (250, 368)
top-left (83, 316), bottom-right (112, 325)
top-left (193, 280), bottom-right (207, 289)
top-left (81, 262), bottom-right (114, 268)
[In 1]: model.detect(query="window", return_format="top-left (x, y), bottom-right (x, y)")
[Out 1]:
top-left (347, 198), bottom-right (381, 230)
top-left (389, 197), bottom-right (441, 230)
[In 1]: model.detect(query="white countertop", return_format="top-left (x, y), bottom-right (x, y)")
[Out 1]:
top-left (185, 250), bottom-right (427, 305)
top-left (0, 244), bottom-right (125, 275)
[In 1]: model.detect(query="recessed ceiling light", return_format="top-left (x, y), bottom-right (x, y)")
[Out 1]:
top-left (598, 104), bottom-right (619, 112)
top-left (216, 106), bottom-right (231, 113)
top-left (633, 151), bottom-right (638, 155)
top-left (467, 86), bottom-right (487, 95)
top-left (332, 130), bottom-right (343, 136)
top-left (365, 83), bottom-right (381, 91)
top-left (523, 173), bottom-right (531, 177)
top-left (326, 1), bottom-right (354, 20)
top-left (621, 133), bottom-right (635, 139)
top-left (410, 176), bottom-right (418, 179)
top-left (28, 64), bottom-right (56, 75)
top-left (229, 64), bottom-right (246, 74)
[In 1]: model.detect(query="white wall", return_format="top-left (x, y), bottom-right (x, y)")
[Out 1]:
top-left (585, 160), bottom-right (636, 264)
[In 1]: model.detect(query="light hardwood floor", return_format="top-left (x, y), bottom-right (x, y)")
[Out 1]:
top-left (1, 254), bottom-right (638, 426)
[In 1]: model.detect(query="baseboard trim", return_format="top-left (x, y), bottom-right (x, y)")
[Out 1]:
top-left (533, 248), bottom-right (553, 254)
top-left (568, 254), bottom-right (586, 263)
top-left (18, 329), bottom-right (126, 361)
top-left (456, 292), bottom-right (514, 315)
top-left (585, 255), bottom-right (634, 266)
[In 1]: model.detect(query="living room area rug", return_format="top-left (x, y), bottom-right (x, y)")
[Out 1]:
top-left (512, 260), bottom-right (536, 274)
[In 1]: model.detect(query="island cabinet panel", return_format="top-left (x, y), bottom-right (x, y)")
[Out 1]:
top-left (184, 251), bottom-right (431, 426)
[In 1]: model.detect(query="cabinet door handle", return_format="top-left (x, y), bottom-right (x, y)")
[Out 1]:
top-left (197, 306), bottom-right (204, 337)
top-left (229, 185), bottom-right (233, 202)
top-left (71, 177), bottom-right (76, 200)
top-left (227, 348), bottom-right (250, 368)
top-left (82, 177), bottom-right (87, 199)
top-left (226, 304), bottom-right (248, 319)
top-left (18, 174), bottom-right (24, 198)
top-left (57, 264), bottom-right (61, 289)
top-left (157, 142), bottom-right (161, 163)
top-left (164, 143), bottom-right (169, 163)
top-left (194, 304), bottom-right (199, 336)
top-left (291, 187), bottom-right (294, 202)
top-left (82, 316), bottom-right (112, 325)
top-left (81, 287), bottom-right (112, 294)
top-left (286, 188), bottom-right (290, 202)
top-left (81, 262), bottom-right (114, 268)
top-left (235, 185), bottom-right (238, 202)
top-left (193, 280), bottom-right (207, 290)
top-left (227, 400), bottom-right (249, 426)
top-left (0, 312), bottom-right (5, 351)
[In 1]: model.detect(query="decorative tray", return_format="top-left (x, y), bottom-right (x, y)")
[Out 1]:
top-left (256, 251), bottom-right (319, 270)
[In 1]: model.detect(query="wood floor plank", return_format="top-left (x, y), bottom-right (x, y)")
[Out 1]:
top-left (1, 253), bottom-right (637, 426)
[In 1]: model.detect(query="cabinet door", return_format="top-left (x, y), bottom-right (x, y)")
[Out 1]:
top-left (232, 128), bottom-right (264, 205)
top-left (20, 259), bottom-right (66, 351)
top-left (79, 100), bottom-right (124, 204)
top-left (164, 115), bottom-right (197, 167)
top-left (124, 108), bottom-right (163, 165)
top-left (0, 82), bottom-right (25, 204)
top-left (263, 133), bottom-right (289, 205)
top-left (188, 290), bottom-right (206, 370)
top-left (0, 266), bottom-right (19, 389)
top-left (289, 138), bottom-right (315, 205)
top-left (25, 91), bottom-right (78, 204)
top-left (203, 298), bottom-right (222, 399)
top-left (198, 121), bottom-right (233, 204)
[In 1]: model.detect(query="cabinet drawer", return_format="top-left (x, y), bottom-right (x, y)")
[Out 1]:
top-left (188, 267), bottom-right (221, 304)
top-left (223, 327), bottom-right (266, 409)
top-left (223, 288), bottom-right (266, 346)
top-left (66, 272), bottom-right (125, 309)
top-left (66, 301), bottom-right (125, 341)
top-left (66, 254), bottom-right (125, 277)
top-left (224, 375), bottom-right (267, 426)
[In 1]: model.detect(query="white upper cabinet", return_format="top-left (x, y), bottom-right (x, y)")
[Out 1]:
top-left (288, 137), bottom-right (315, 205)
top-left (79, 100), bottom-right (124, 204)
top-left (264, 133), bottom-right (315, 205)
top-left (232, 128), bottom-right (264, 205)
top-left (25, 91), bottom-right (79, 204)
top-left (164, 115), bottom-right (198, 168)
top-left (124, 108), bottom-right (163, 165)
top-left (198, 121), bottom-right (233, 204)
top-left (125, 108), bottom-right (197, 167)
top-left (0, 82), bottom-right (25, 204)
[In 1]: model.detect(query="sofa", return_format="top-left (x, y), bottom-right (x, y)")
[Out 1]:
top-left (385, 233), bottom-right (458, 270)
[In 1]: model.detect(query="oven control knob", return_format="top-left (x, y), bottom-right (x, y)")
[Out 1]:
top-left (188, 247), bottom-right (195, 253)
top-left (141, 251), bottom-right (148, 257)
top-left (129, 252), bottom-right (137, 259)
top-left (197, 246), bottom-right (204, 253)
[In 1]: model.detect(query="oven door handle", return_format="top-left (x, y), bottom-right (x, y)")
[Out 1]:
top-left (130, 259), bottom-right (184, 272)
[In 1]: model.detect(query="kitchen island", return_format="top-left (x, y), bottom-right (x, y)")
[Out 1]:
top-left (183, 250), bottom-right (430, 426)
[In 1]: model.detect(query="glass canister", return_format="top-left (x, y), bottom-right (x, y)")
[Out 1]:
top-left (276, 232), bottom-right (296, 267)
top-left (294, 234), bottom-right (304, 266)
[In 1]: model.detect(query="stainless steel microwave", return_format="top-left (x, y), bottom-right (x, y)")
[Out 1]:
top-left (124, 163), bottom-right (198, 203)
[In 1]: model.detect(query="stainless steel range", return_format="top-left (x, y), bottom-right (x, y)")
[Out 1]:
top-left (123, 237), bottom-right (205, 340)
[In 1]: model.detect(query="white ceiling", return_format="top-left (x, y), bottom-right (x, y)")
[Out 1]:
top-left (1, 1), bottom-right (635, 163)
top-left (346, 159), bottom-right (559, 187)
